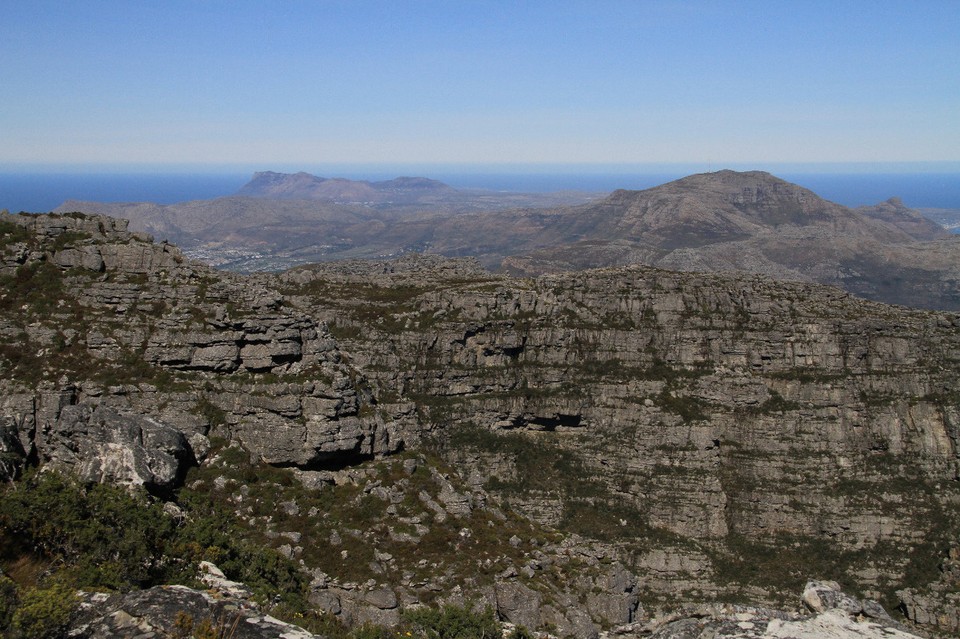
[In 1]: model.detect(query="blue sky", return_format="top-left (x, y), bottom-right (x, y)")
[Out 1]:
top-left (1, 0), bottom-right (958, 169)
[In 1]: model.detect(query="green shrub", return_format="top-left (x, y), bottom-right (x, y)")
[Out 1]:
top-left (0, 574), bottom-right (18, 631)
top-left (0, 219), bottom-right (30, 248)
top-left (0, 473), bottom-right (176, 589)
top-left (11, 580), bottom-right (77, 639)
top-left (171, 489), bottom-right (309, 608)
top-left (0, 467), bottom-right (316, 616)
top-left (506, 626), bottom-right (536, 639)
top-left (401, 603), bottom-right (501, 639)
top-left (0, 261), bottom-right (64, 315)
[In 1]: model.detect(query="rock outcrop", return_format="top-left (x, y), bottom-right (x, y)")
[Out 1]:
top-left (640, 581), bottom-right (919, 639)
top-left (3, 211), bottom-right (960, 636)
top-left (0, 211), bottom-right (406, 479)
top-left (72, 584), bottom-right (321, 639)
top-left (38, 404), bottom-right (193, 491)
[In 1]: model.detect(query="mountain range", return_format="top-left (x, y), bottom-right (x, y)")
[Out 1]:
top-left (56, 169), bottom-right (960, 310)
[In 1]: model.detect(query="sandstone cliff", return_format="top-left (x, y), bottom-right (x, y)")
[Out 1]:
top-left (279, 253), bottom-right (960, 619)
top-left (2, 211), bottom-right (959, 637)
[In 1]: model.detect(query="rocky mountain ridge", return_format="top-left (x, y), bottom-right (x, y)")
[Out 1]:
top-left (493, 171), bottom-right (960, 310)
top-left (55, 170), bottom-right (960, 310)
top-left (2, 211), bottom-right (959, 637)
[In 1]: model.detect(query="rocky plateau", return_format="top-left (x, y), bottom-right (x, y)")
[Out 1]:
top-left (1, 197), bottom-right (959, 638)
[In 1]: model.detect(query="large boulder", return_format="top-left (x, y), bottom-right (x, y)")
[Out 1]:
top-left (38, 405), bottom-right (193, 491)
top-left (645, 582), bottom-right (918, 639)
top-left (71, 585), bottom-right (321, 639)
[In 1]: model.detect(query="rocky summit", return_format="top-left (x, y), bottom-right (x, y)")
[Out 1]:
top-left (1, 210), bottom-right (959, 638)
top-left (495, 171), bottom-right (960, 310)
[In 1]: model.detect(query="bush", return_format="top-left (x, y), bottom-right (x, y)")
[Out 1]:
top-left (170, 492), bottom-right (309, 607)
top-left (0, 574), bottom-right (18, 631)
top-left (11, 580), bottom-right (77, 639)
top-left (1, 469), bottom-right (314, 613)
top-left (401, 603), bottom-right (501, 639)
top-left (0, 473), bottom-right (175, 590)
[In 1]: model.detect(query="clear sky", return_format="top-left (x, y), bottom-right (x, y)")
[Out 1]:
top-left (1, 0), bottom-right (958, 169)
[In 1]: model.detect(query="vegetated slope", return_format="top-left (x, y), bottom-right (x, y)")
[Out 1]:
top-left (493, 171), bottom-right (960, 310)
top-left (2, 211), bottom-right (959, 637)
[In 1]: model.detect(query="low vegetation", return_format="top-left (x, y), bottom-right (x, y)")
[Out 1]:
top-left (0, 450), bottom-right (573, 637)
top-left (0, 470), bottom-right (310, 635)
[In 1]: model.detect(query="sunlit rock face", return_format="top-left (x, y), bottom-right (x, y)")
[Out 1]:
top-left (3, 211), bottom-right (960, 636)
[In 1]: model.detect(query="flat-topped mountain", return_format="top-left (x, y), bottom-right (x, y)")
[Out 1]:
top-left (236, 171), bottom-right (457, 202)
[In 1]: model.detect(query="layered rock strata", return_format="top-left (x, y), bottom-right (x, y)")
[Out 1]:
top-left (0, 212), bottom-right (404, 483)
top-left (3, 212), bottom-right (960, 635)
top-left (280, 254), bottom-right (960, 624)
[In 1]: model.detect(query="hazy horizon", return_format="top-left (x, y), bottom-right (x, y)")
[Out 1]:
top-left (4, 165), bottom-right (960, 214)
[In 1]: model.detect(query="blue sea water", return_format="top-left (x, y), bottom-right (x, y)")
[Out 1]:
top-left (1, 170), bottom-right (959, 214)
top-left (0, 173), bottom-right (250, 213)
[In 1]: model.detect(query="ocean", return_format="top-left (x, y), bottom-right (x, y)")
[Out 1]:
top-left (1, 170), bottom-right (959, 214)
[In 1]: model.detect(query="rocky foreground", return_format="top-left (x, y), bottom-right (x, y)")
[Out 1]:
top-left (69, 577), bottom-right (921, 639)
top-left (1, 211), bottom-right (959, 638)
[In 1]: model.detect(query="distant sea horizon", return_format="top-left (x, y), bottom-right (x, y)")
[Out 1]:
top-left (2, 165), bottom-right (960, 214)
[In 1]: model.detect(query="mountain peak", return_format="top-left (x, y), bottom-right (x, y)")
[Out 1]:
top-left (596, 170), bottom-right (843, 236)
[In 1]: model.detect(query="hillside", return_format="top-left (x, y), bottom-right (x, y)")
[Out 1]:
top-left (56, 170), bottom-right (960, 311)
top-left (492, 171), bottom-right (960, 310)
top-left (55, 172), bottom-right (602, 269)
top-left (1, 211), bottom-right (959, 637)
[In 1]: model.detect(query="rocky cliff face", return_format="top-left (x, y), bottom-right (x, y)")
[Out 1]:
top-left (0, 212), bottom-right (405, 486)
top-left (279, 253), bottom-right (960, 627)
top-left (2, 211), bottom-right (959, 637)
